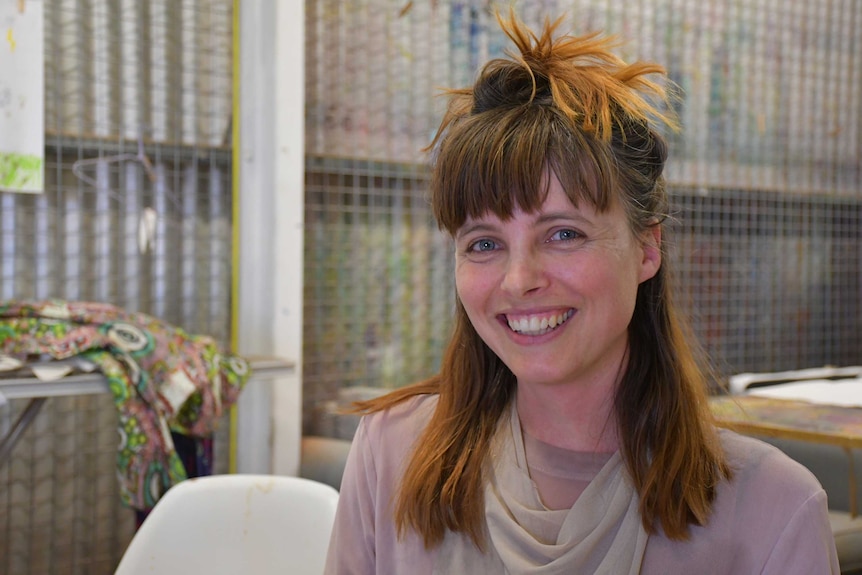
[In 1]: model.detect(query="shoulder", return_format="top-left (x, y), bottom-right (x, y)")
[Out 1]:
top-left (351, 393), bottom-right (439, 473)
top-left (712, 430), bottom-right (836, 569)
top-left (359, 393), bottom-right (439, 445)
top-left (714, 429), bottom-right (827, 527)
top-left (711, 430), bottom-right (839, 572)
top-left (327, 394), bottom-right (441, 574)
top-left (643, 429), bottom-right (838, 573)
top-left (718, 429), bottom-right (823, 497)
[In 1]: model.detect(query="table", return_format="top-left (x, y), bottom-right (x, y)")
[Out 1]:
top-left (0, 356), bottom-right (295, 465)
top-left (710, 394), bottom-right (862, 516)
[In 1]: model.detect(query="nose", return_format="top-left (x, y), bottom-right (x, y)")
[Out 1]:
top-left (500, 249), bottom-right (547, 296)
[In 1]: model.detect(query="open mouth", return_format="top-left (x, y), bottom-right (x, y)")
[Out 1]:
top-left (506, 309), bottom-right (574, 336)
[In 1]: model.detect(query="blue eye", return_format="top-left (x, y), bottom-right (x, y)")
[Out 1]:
top-left (550, 229), bottom-right (580, 242)
top-left (470, 239), bottom-right (497, 252)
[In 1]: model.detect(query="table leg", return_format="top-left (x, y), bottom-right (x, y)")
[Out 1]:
top-left (0, 397), bottom-right (48, 467)
top-left (844, 446), bottom-right (857, 518)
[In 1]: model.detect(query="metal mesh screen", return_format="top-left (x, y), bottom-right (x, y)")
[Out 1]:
top-left (303, 0), bottom-right (862, 438)
top-left (670, 190), bottom-right (861, 374)
top-left (303, 157), bottom-right (454, 437)
top-left (0, 1), bottom-right (234, 573)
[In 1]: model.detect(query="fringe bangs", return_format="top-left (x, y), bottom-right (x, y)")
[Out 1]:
top-left (430, 103), bottom-right (617, 235)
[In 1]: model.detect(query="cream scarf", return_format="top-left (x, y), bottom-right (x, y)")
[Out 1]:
top-left (433, 403), bottom-right (649, 574)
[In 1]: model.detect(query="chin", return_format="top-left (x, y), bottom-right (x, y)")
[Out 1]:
top-left (507, 366), bottom-right (569, 387)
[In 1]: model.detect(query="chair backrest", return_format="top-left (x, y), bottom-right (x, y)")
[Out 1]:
top-left (115, 474), bottom-right (339, 575)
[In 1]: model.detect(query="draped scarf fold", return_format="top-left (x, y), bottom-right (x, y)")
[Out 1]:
top-left (434, 402), bottom-right (648, 574)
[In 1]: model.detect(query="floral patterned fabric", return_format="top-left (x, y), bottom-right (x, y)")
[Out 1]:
top-left (0, 299), bottom-right (251, 511)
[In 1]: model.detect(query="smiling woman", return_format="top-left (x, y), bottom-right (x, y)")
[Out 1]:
top-left (454, 175), bottom-right (659, 416)
top-left (324, 10), bottom-right (839, 575)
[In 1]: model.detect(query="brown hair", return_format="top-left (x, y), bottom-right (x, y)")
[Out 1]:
top-left (353, 11), bottom-right (730, 549)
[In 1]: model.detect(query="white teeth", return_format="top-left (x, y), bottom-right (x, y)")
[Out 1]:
top-left (507, 310), bottom-right (573, 336)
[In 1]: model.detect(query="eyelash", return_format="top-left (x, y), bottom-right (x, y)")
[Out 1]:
top-left (468, 238), bottom-right (498, 252)
top-left (549, 228), bottom-right (581, 242)
top-left (465, 229), bottom-right (582, 253)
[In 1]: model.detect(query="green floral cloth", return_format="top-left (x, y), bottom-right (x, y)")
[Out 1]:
top-left (0, 300), bottom-right (251, 511)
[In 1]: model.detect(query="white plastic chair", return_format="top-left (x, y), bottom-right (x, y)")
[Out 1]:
top-left (115, 474), bottom-right (339, 575)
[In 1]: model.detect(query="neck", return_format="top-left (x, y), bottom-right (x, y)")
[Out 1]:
top-left (515, 378), bottom-right (619, 453)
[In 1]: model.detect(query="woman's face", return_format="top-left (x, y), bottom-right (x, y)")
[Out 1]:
top-left (454, 174), bottom-right (661, 391)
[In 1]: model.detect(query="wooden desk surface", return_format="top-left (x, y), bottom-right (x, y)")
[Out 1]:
top-left (710, 395), bottom-right (862, 450)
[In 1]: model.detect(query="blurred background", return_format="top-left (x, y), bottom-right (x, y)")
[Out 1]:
top-left (303, 0), bottom-right (862, 437)
top-left (0, 0), bottom-right (859, 573)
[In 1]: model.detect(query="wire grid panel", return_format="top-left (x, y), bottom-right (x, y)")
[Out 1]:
top-left (303, 157), bottom-right (454, 438)
top-left (0, 396), bottom-right (135, 575)
top-left (0, 1), bottom-right (235, 574)
top-left (668, 189), bottom-right (862, 375)
top-left (304, 0), bottom-right (862, 437)
top-left (305, 0), bottom-right (451, 163)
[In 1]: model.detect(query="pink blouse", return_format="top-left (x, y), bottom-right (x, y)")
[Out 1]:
top-left (325, 394), bottom-right (840, 574)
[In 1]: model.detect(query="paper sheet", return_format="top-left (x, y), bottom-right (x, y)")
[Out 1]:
top-left (747, 379), bottom-right (862, 408)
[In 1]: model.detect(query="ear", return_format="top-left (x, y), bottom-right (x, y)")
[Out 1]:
top-left (638, 224), bottom-right (662, 284)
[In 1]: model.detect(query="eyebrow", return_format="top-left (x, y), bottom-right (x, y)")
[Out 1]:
top-left (455, 222), bottom-right (498, 239)
top-left (456, 210), bottom-right (591, 239)
top-left (534, 211), bottom-right (589, 226)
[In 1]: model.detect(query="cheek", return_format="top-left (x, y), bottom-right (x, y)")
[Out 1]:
top-left (454, 270), bottom-right (474, 307)
top-left (455, 265), bottom-right (493, 311)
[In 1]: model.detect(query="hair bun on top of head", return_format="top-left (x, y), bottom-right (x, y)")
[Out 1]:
top-left (428, 10), bottom-right (677, 234)
top-left (444, 10), bottom-right (678, 142)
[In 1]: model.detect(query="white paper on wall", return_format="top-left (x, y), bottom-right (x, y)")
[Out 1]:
top-left (0, 0), bottom-right (43, 193)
